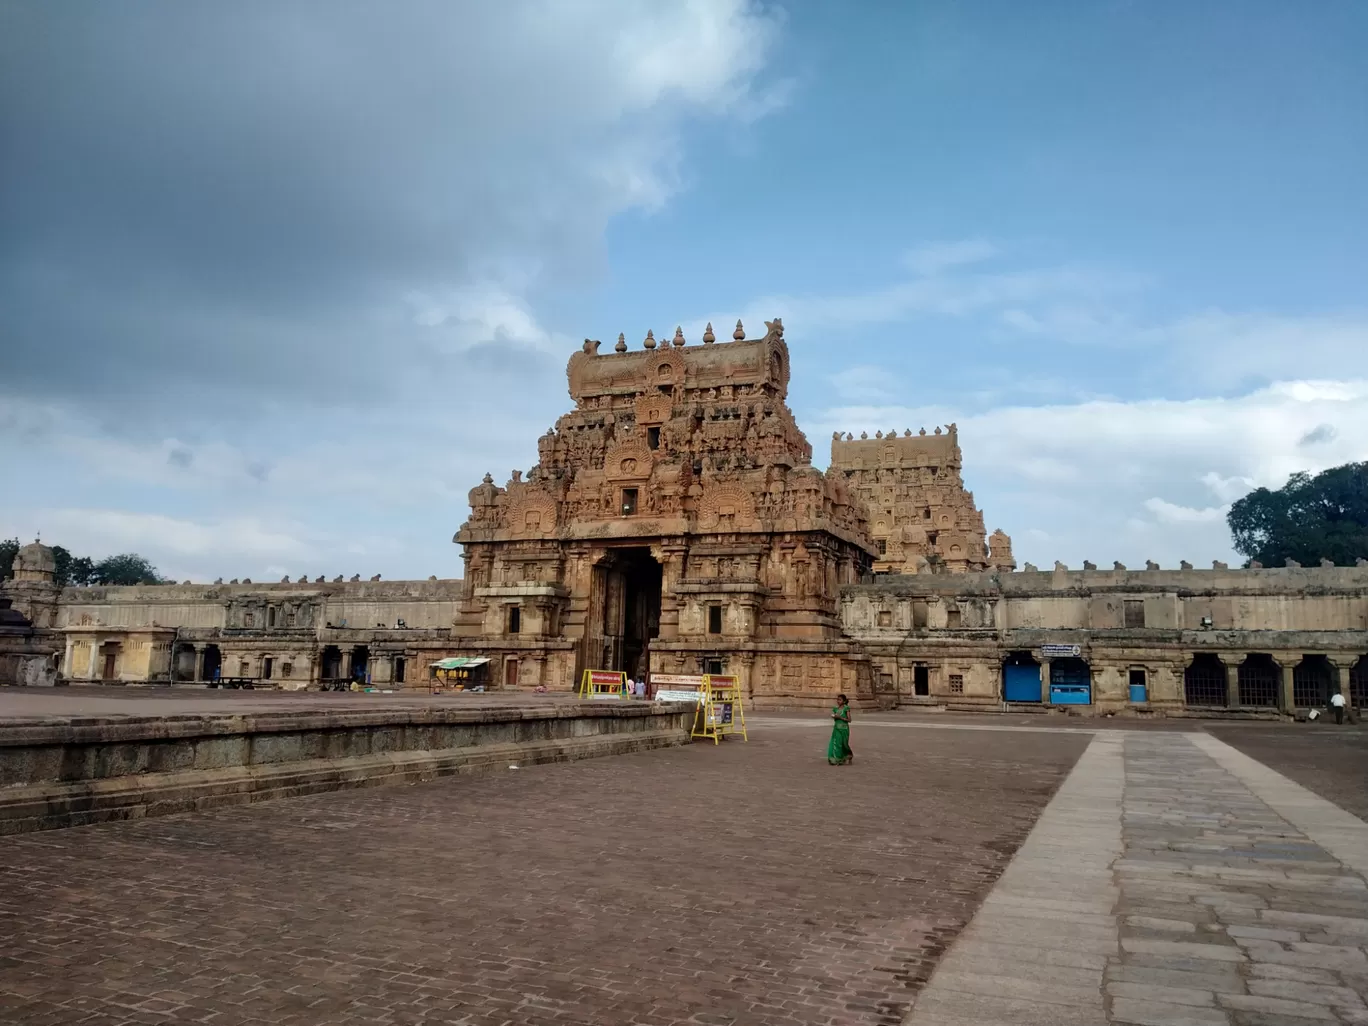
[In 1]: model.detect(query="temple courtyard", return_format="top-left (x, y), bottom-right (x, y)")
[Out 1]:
top-left (0, 700), bottom-right (1365, 1026)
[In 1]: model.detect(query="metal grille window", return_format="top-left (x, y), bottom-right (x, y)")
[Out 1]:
top-left (1184, 654), bottom-right (1227, 706)
top-left (1351, 657), bottom-right (1368, 707)
top-left (1292, 656), bottom-right (1334, 708)
top-left (1238, 655), bottom-right (1280, 707)
top-left (948, 674), bottom-right (965, 694)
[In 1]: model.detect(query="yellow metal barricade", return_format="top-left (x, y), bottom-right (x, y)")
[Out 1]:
top-left (578, 668), bottom-right (628, 700)
top-left (691, 674), bottom-right (748, 744)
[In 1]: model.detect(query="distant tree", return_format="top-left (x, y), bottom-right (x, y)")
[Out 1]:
top-left (0, 538), bottom-right (17, 580)
top-left (1228, 462), bottom-right (1368, 567)
top-left (68, 556), bottom-right (96, 586)
top-left (52, 546), bottom-right (74, 586)
top-left (91, 553), bottom-right (168, 586)
top-left (51, 547), bottom-right (96, 587)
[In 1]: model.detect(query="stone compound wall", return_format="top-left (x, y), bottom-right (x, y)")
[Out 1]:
top-left (843, 565), bottom-right (1368, 715)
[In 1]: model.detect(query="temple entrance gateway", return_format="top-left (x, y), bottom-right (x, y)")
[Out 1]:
top-left (589, 547), bottom-right (662, 680)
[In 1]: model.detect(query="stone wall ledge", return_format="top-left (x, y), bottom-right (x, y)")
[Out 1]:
top-left (0, 731), bottom-right (686, 836)
top-left (0, 699), bottom-right (693, 749)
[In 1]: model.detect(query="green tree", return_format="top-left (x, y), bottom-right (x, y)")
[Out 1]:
top-left (1228, 462), bottom-right (1368, 567)
top-left (52, 546), bottom-right (73, 586)
top-left (91, 553), bottom-right (168, 586)
top-left (50, 547), bottom-right (96, 587)
top-left (68, 556), bottom-right (96, 586)
top-left (0, 538), bottom-right (17, 580)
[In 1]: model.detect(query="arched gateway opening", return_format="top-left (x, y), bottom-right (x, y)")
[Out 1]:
top-left (587, 547), bottom-right (662, 680)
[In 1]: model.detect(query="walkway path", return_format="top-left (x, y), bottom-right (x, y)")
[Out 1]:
top-left (905, 730), bottom-right (1368, 1025)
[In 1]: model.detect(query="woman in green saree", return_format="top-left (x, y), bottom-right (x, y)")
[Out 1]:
top-left (827, 693), bottom-right (853, 765)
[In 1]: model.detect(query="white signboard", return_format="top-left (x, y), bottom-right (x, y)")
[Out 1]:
top-left (1040, 644), bottom-right (1082, 658)
top-left (651, 674), bottom-right (706, 687)
top-left (655, 689), bottom-right (705, 704)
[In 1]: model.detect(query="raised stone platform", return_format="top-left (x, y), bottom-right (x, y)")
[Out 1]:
top-left (0, 689), bottom-right (691, 835)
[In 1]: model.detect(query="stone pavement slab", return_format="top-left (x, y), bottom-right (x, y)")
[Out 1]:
top-left (905, 729), bottom-right (1368, 1026)
top-left (0, 719), bottom-right (1087, 1026)
top-left (1205, 725), bottom-right (1368, 822)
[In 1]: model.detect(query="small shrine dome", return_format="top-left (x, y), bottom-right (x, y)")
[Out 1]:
top-left (12, 539), bottom-right (57, 583)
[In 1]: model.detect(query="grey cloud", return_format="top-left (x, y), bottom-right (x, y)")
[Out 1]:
top-left (0, 1), bottom-right (778, 409)
top-left (0, 1), bottom-right (781, 580)
top-left (1298, 423), bottom-right (1337, 446)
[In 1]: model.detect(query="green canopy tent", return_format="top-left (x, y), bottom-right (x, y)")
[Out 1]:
top-left (429, 656), bottom-right (490, 691)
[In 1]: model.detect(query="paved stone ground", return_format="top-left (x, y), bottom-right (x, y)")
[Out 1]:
top-left (0, 720), bottom-right (1088, 1026)
top-left (1207, 724), bottom-right (1368, 821)
top-left (905, 729), bottom-right (1368, 1026)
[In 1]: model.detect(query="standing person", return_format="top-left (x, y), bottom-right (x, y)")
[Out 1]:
top-left (625, 677), bottom-right (636, 700)
top-left (1330, 689), bottom-right (1346, 725)
top-left (827, 693), bottom-right (853, 766)
top-left (635, 677), bottom-right (646, 699)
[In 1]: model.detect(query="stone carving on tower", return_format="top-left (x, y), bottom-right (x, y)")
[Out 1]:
top-left (453, 318), bottom-right (876, 704)
top-left (828, 426), bottom-right (1012, 575)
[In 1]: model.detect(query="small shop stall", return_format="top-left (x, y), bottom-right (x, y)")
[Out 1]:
top-left (429, 656), bottom-right (491, 693)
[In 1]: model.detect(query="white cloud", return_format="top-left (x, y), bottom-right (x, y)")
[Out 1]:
top-left (902, 239), bottom-right (999, 277)
top-left (831, 365), bottom-right (899, 402)
top-left (740, 264), bottom-right (1146, 335)
top-left (0, 509), bottom-right (319, 583)
top-left (1143, 498), bottom-right (1227, 524)
top-left (813, 378), bottom-right (1368, 568)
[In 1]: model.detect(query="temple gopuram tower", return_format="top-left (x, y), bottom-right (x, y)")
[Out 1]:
top-left (453, 319), bottom-right (877, 705)
top-left (829, 427), bottom-right (1015, 575)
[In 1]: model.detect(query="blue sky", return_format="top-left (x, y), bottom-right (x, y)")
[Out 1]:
top-left (2, 0), bottom-right (1366, 580)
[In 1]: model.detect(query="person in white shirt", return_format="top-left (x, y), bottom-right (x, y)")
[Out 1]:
top-left (1330, 690), bottom-right (1346, 725)
top-left (635, 677), bottom-right (647, 699)
top-left (625, 678), bottom-right (635, 699)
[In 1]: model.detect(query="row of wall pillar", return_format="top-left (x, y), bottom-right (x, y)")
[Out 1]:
top-left (1216, 654), bottom-right (1354, 710)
